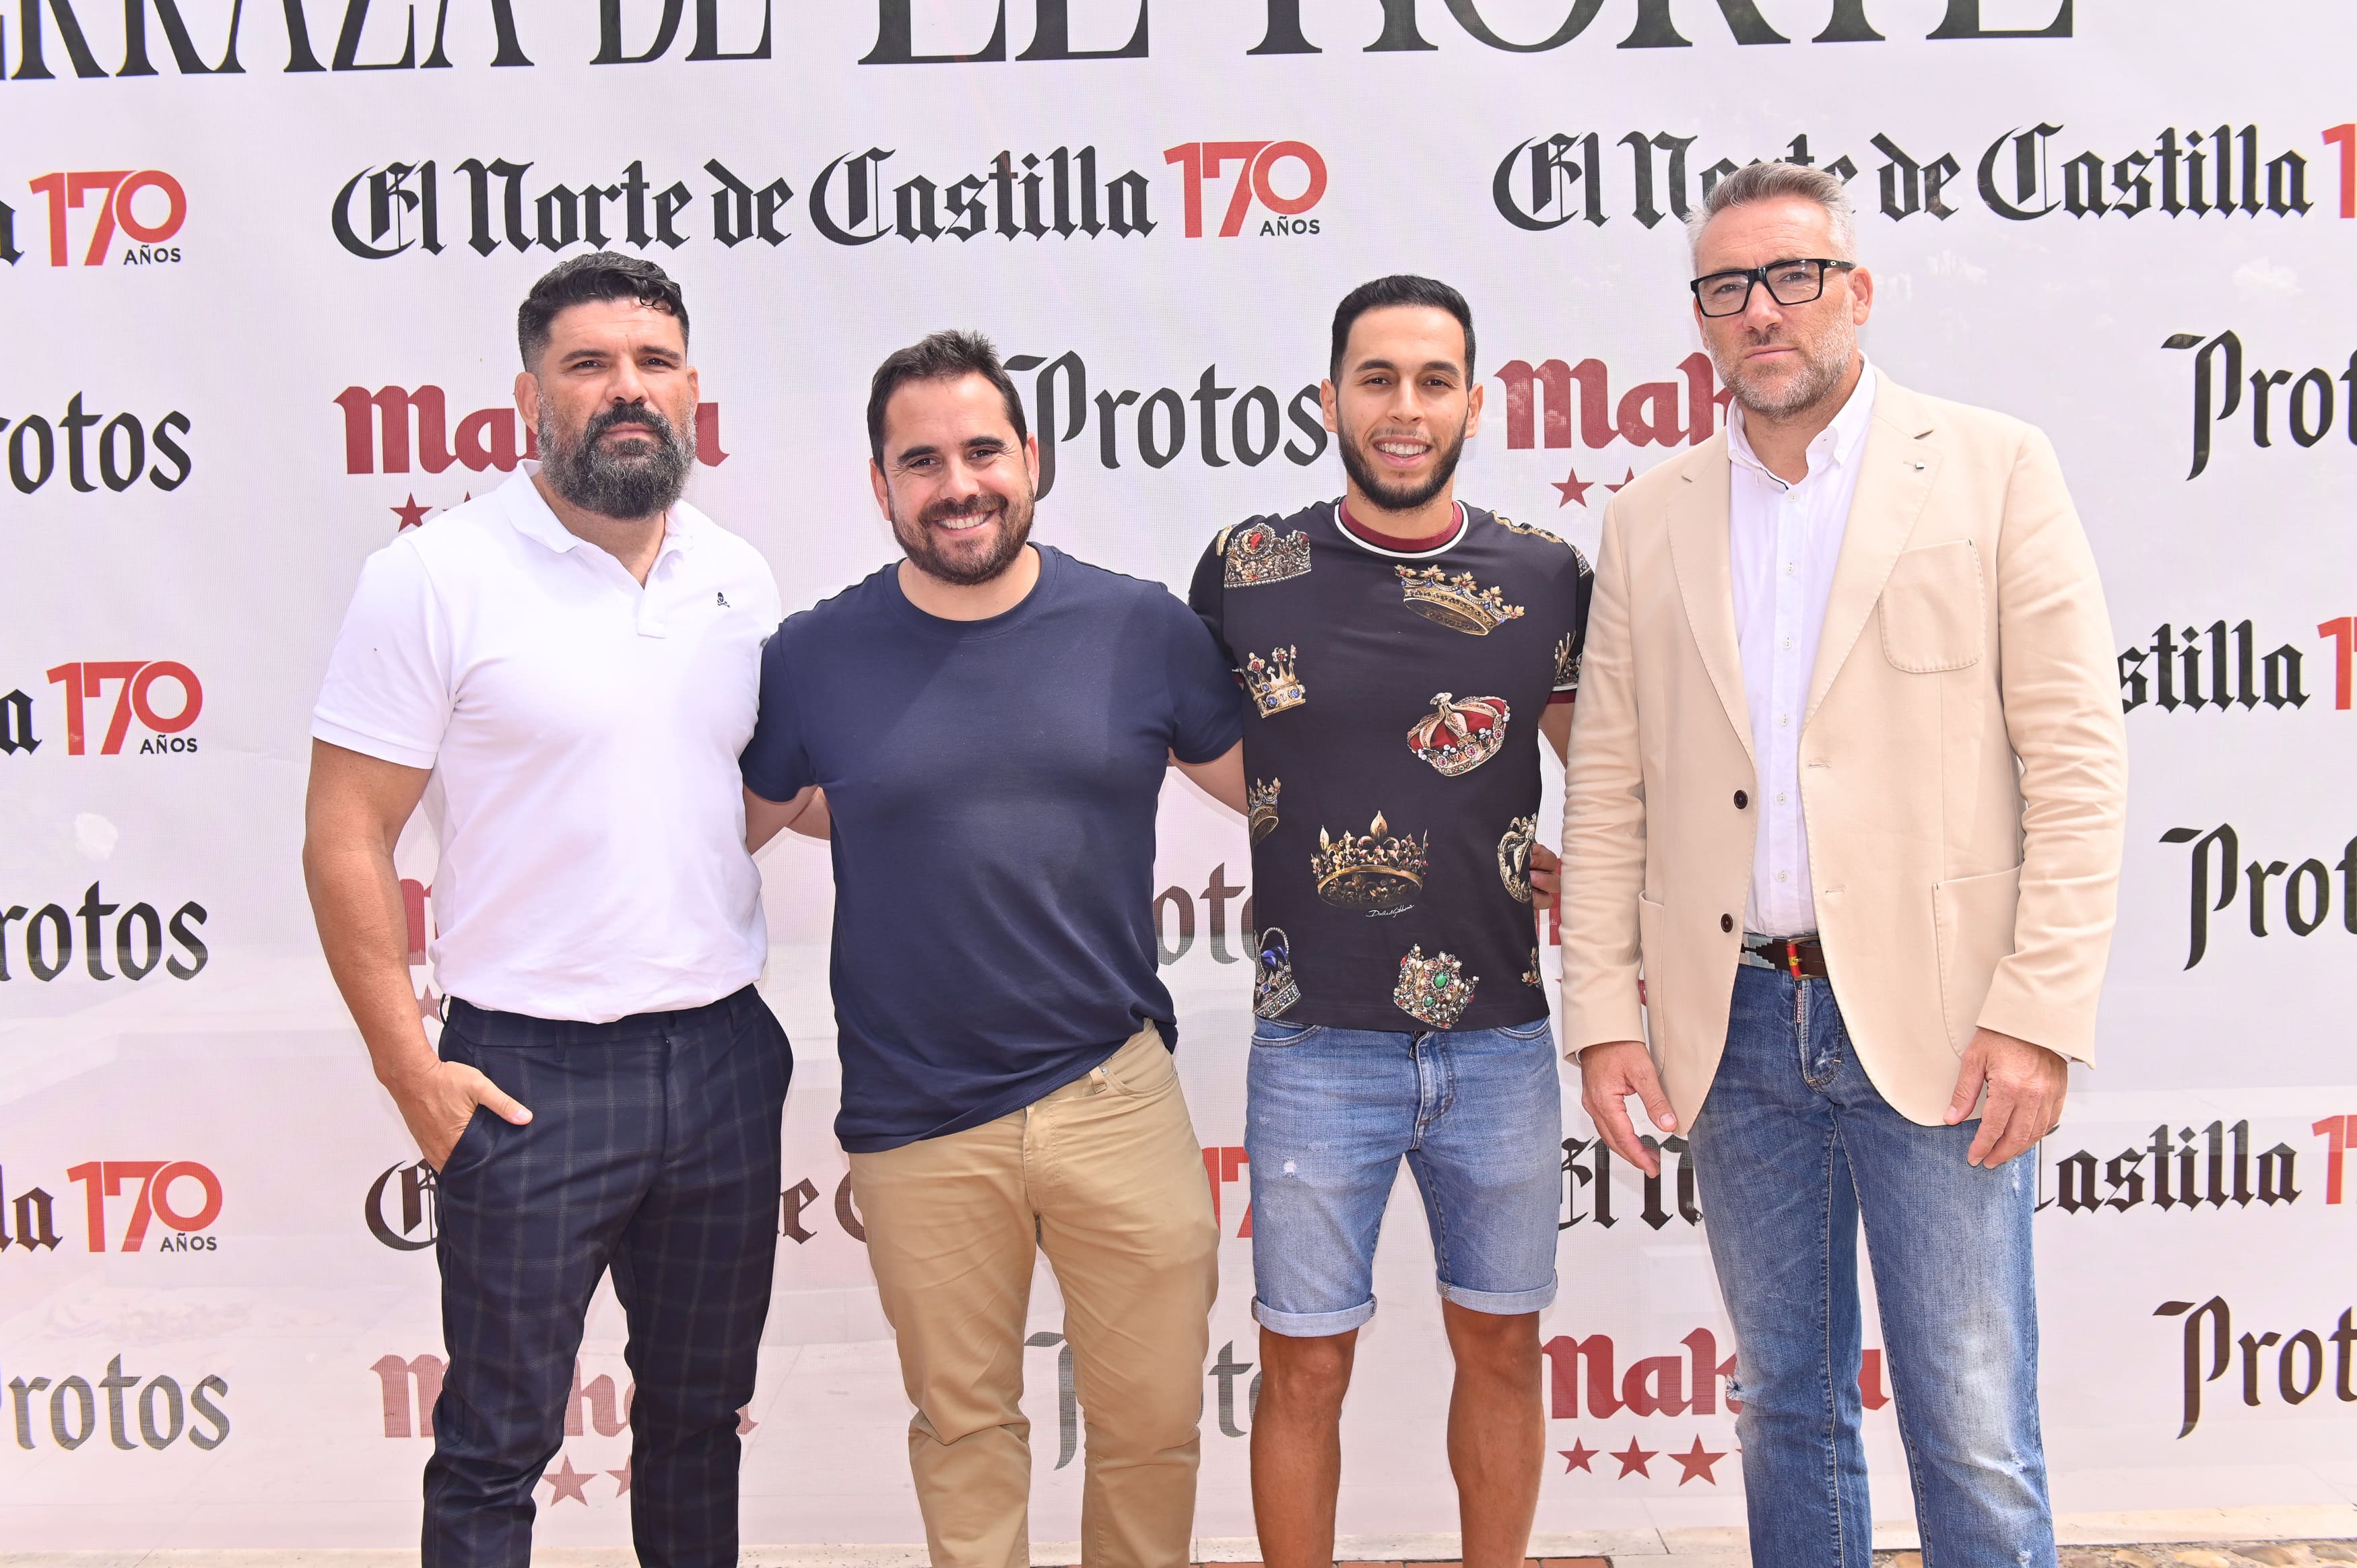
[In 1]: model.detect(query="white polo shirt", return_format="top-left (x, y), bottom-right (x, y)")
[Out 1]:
top-left (312, 469), bottom-right (782, 1023)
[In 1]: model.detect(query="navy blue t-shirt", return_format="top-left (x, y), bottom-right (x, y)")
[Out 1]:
top-left (741, 545), bottom-right (1245, 1153)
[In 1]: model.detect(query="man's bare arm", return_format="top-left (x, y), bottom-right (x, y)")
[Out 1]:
top-left (302, 739), bottom-right (529, 1167)
top-left (1172, 740), bottom-right (1247, 815)
top-left (1539, 699), bottom-right (1572, 764)
top-left (746, 785), bottom-right (829, 850)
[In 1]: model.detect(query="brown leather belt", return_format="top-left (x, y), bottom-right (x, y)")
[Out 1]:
top-left (1741, 932), bottom-right (1829, 979)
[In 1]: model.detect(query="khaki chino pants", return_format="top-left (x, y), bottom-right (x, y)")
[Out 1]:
top-left (849, 1025), bottom-right (1220, 1568)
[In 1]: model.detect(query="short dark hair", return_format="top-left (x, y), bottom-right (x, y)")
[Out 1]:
top-left (1329, 275), bottom-right (1475, 384)
top-left (866, 329), bottom-right (1029, 465)
top-left (517, 252), bottom-right (689, 372)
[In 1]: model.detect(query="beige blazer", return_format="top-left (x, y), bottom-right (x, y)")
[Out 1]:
top-left (1557, 375), bottom-right (2128, 1128)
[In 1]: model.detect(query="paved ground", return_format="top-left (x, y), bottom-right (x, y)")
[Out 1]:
top-left (1168, 1552), bottom-right (2357, 1568)
top-left (1892, 1553), bottom-right (2357, 1568)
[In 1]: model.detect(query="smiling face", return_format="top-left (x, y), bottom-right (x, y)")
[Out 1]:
top-left (1691, 195), bottom-right (1873, 421)
top-left (1322, 304), bottom-right (1484, 515)
top-left (870, 372), bottom-right (1039, 587)
top-left (517, 296), bottom-right (698, 520)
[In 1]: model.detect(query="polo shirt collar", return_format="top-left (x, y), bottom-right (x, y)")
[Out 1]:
top-left (499, 465), bottom-right (696, 561)
top-left (1728, 358), bottom-right (1878, 487)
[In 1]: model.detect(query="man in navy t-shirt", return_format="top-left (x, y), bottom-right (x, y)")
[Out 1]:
top-left (740, 331), bottom-right (1244, 1568)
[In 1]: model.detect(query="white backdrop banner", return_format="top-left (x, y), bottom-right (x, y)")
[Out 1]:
top-left (3, 0), bottom-right (2355, 1550)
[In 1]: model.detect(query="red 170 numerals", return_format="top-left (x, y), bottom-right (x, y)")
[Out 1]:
top-left (26, 170), bottom-right (187, 265)
top-left (64, 1161), bottom-right (222, 1252)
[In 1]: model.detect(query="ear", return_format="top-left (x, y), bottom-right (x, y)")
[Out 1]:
top-left (1022, 431), bottom-right (1040, 491)
top-left (869, 458), bottom-right (892, 519)
top-left (1463, 377), bottom-right (1485, 440)
top-left (1319, 378), bottom-right (1340, 435)
top-left (514, 370), bottom-right (541, 429)
top-left (686, 364), bottom-right (700, 406)
top-left (1849, 265), bottom-right (1875, 327)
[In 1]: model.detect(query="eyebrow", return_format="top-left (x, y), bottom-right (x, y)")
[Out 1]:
top-left (1354, 357), bottom-right (1464, 378)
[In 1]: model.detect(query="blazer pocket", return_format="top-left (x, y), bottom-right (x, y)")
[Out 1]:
top-left (1878, 539), bottom-right (1986, 673)
top-left (1635, 892), bottom-right (1668, 1039)
top-left (1933, 863), bottom-right (2020, 1055)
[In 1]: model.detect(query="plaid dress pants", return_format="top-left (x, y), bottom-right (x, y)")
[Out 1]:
top-left (422, 984), bottom-right (791, 1568)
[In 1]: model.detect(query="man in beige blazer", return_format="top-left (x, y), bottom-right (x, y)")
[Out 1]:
top-left (1560, 162), bottom-right (2126, 1567)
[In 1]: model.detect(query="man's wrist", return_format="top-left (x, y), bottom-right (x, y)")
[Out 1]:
top-left (373, 1038), bottom-right (443, 1093)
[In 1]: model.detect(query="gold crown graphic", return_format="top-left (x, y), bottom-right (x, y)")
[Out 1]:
top-left (1407, 692), bottom-right (1511, 777)
top-left (1494, 515), bottom-right (1567, 546)
top-left (1395, 945), bottom-right (1477, 1029)
top-left (1226, 523), bottom-right (1313, 588)
top-left (1497, 815), bottom-right (1537, 904)
top-left (1244, 646), bottom-right (1306, 718)
top-left (1255, 926), bottom-right (1301, 1019)
top-left (1395, 565), bottom-right (1526, 636)
top-left (1247, 778), bottom-right (1282, 842)
top-left (1313, 811), bottom-right (1428, 916)
top-left (1554, 632), bottom-right (1581, 691)
top-left (1523, 947), bottom-right (1544, 988)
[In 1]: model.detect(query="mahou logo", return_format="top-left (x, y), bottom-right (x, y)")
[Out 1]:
top-left (1162, 141), bottom-right (1327, 238)
top-left (335, 384), bottom-right (729, 531)
top-left (0, 169), bottom-right (185, 267)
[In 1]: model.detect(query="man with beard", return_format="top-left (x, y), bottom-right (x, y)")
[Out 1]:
top-left (739, 330), bottom-right (1243, 1568)
top-left (1186, 276), bottom-right (1591, 1568)
top-left (1561, 164), bottom-right (2125, 1565)
top-left (306, 253), bottom-right (798, 1566)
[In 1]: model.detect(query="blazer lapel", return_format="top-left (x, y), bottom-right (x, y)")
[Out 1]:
top-left (1665, 440), bottom-right (1754, 766)
top-left (1804, 378), bottom-right (1942, 725)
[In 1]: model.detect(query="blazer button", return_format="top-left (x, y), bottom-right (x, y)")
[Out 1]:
top-left (1733, 790), bottom-right (1749, 809)
top-left (1720, 914), bottom-right (1734, 933)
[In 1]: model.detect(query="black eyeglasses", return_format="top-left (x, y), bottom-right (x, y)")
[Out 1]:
top-left (1690, 259), bottom-right (1857, 318)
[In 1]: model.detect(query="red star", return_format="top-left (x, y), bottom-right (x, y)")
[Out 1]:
top-left (1610, 1437), bottom-right (1657, 1478)
top-left (608, 1458), bottom-right (632, 1495)
top-left (413, 984), bottom-right (441, 1023)
top-left (1604, 467), bottom-right (1637, 493)
top-left (1559, 1439), bottom-right (1599, 1473)
top-left (541, 1454), bottom-right (593, 1505)
top-left (1670, 1435), bottom-right (1728, 1485)
top-left (1551, 467), bottom-right (1595, 508)
top-left (391, 494), bottom-right (430, 531)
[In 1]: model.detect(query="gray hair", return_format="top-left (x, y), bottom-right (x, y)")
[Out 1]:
top-left (1687, 161), bottom-right (1857, 265)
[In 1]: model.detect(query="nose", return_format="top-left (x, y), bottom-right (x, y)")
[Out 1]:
top-left (939, 451), bottom-right (989, 499)
top-left (605, 359), bottom-right (651, 408)
top-left (1740, 280), bottom-right (1786, 333)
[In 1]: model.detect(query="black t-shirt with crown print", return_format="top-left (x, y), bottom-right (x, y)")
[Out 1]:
top-left (1188, 498), bottom-right (1592, 1034)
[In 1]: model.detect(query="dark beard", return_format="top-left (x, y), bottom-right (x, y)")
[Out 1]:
top-left (1336, 413), bottom-right (1469, 514)
top-left (892, 490), bottom-right (1036, 587)
top-left (538, 399), bottom-right (696, 520)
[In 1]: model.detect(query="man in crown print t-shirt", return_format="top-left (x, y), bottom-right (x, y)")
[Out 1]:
top-left (1188, 277), bottom-right (1591, 1568)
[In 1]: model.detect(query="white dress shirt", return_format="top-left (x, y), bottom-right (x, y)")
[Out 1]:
top-left (1727, 362), bottom-right (1878, 938)
top-left (312, 469), bottom-right (783, 1022)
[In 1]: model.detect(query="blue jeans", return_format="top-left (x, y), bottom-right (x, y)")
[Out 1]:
top-left (1244, 1017), bottom-right (1562, 1336)
top-left (1688, 965), bottom-right (2053, 1568)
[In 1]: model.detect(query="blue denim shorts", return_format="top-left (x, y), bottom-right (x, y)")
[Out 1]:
top-left (1244, 1015), bottom-right (1563, 1336)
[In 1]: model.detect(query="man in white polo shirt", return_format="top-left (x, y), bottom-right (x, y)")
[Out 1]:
top-left (304, 254), bottom-right (803, 1568)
